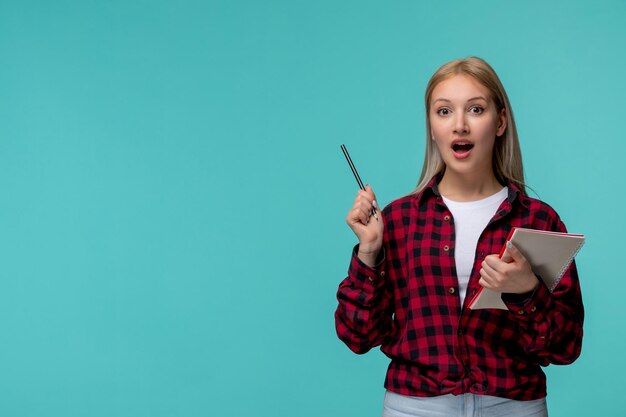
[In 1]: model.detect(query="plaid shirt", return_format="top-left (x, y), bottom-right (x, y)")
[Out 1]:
top-left (335, 177), bottom-right (584, 400)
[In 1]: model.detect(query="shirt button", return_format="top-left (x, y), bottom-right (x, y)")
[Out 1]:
top-left (368, 276), bottom-right (374, 282)
top-left (444, 215), bottom-right (450, 221)
top-left (443, 245), bottom-right (450, 252)
top-left (473, 383), bottom-right (487, 392)
top-left (380, 270), bottom-right (386, 278)
top-left (449, 287), bottom-right (456, 294)
top-left (530, 306), bottom-right (536, 312)
top-left (518, 310), bottom-right (525, 315)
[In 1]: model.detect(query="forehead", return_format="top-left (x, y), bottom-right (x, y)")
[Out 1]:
top-left (431, 74), bottom-right (491, 102)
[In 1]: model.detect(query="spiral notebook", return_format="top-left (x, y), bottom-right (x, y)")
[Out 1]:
top-left (468, 228), bottom-right (585, 310)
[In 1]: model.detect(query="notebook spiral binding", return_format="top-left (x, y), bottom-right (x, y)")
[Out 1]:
top-left (550, 238), bottom-right (586, 292)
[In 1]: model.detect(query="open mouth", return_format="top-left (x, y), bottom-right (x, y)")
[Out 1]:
top-left (452, 142), bottom-right (474, 153)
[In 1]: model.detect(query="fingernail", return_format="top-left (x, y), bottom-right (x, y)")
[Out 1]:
top-left (372, 200), bottom-right (378, 209)
top-left (506, 241), bottom-right (512, 248)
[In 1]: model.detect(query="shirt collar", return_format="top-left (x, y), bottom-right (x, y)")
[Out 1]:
top-left (410, 175), bottom-right (441, 205)
top-left (413, 174), bottom-right (528, 208)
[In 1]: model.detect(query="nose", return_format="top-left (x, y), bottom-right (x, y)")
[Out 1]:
top-left (453, 113), bottom-right (469, 135)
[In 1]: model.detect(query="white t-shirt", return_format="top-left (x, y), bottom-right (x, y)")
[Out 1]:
top-left (442, 187), bottom-right (508, 305)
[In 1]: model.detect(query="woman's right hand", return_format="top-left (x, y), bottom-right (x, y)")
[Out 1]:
top-left (346, 185), bottom-right (384, 267)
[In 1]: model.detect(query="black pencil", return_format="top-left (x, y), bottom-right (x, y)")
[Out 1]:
top-left (340, 144), bottom-right (378, 220)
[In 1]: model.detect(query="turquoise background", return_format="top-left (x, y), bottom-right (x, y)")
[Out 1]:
top-left (1, 0), bottom-right (624, 416)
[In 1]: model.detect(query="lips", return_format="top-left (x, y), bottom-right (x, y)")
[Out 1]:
top-left (451, 140), bottom-right (474, 159)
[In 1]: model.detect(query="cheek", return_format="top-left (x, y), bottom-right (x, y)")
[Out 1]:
top-left (430, 133), bottom-right (448, 156)
top-left (472, 117), bottom-right (499, 138)
top-left (429, 118), bottom-right (447, 139)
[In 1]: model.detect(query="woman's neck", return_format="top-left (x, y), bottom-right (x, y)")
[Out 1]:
top-left (437, 171), bottom-right (503, 202)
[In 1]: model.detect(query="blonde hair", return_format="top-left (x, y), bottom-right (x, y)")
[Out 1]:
top-left (412, 57), bottom-right (526, 196)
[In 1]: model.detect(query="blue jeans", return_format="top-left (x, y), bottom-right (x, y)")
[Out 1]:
top-left (382, 391), bottom-right (548, 417)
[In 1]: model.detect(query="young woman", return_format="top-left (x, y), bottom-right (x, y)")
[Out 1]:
top-left (335, 57), bottom-right (583, 417)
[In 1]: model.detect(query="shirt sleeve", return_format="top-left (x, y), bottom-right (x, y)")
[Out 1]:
top-left (334, 245), bottom-right (395, 354)
top-left (501, 218), bottom-right (584, 366)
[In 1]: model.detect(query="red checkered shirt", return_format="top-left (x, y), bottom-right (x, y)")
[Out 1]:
top-left (335, 177), bottom-right (584, 400)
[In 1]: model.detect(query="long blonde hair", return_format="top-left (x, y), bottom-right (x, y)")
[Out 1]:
top-left (412, 57), bottom-right (526, 196)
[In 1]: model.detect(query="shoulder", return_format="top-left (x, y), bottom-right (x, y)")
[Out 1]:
top-left (379, 194), bottom-right (421, 231)
top-left (515, 193), bottom-right (566, 232)
top-left (383, 194), bottom-right (418, 213)
top-left (517, 193), bottom-right (560, 218)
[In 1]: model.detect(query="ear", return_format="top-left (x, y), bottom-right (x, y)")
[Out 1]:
top-left (496, 108), bottom-right (507, 137)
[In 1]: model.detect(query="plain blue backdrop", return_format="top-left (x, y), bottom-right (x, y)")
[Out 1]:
top-left (1, 1), bottom-right (624, 416)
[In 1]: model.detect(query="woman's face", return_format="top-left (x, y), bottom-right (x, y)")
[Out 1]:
top-left (429, 74), bottom-right (506, 179)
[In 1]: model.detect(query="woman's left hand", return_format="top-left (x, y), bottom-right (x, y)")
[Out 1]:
top-left (479, 242), bottom-right (539, 294)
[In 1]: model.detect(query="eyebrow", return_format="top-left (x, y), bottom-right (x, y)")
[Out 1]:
top-left (433, 96), bottom-right (488, 104)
